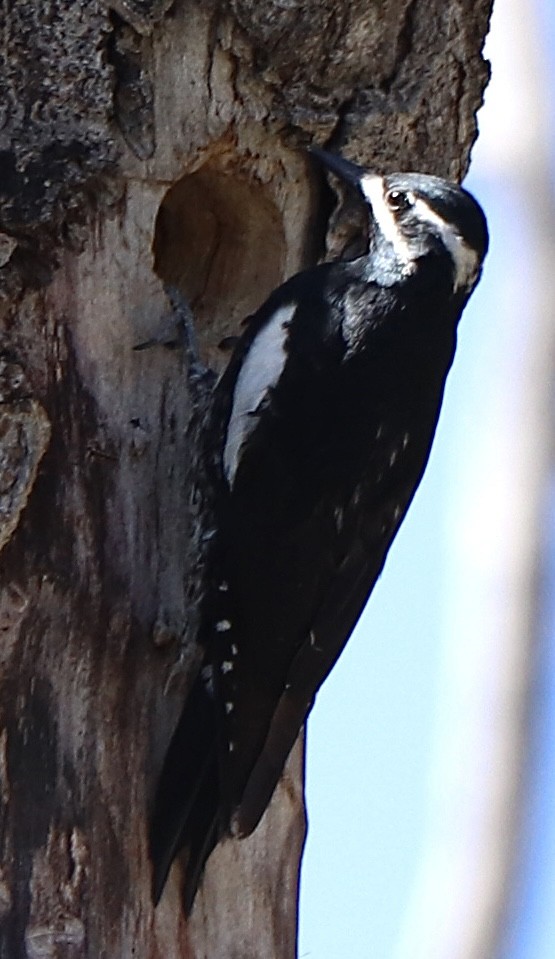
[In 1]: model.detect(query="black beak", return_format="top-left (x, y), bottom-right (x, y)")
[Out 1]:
top-left (309, 145), bottom-right (366, 191)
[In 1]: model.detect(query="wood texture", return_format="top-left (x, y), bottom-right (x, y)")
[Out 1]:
top-left (0, 0), bottom-right (492, 955)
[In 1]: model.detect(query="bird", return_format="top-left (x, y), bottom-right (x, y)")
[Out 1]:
top-left (149, 145), bottom-right (489, 911)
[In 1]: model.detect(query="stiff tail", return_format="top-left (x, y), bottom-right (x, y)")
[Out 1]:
top-left (232, 684), bottom-right (310, 838)
top-left (150, 673), bottom-right (221, 910)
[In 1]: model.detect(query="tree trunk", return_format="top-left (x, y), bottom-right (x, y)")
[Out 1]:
top-left (0, 1), bottom-right (492, 956)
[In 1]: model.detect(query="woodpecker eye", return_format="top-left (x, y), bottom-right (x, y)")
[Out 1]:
top-left (385, 189), bottom-right (414, 212)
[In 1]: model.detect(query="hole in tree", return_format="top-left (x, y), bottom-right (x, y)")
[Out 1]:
top-left (153, 166), bottom-right (286, 367)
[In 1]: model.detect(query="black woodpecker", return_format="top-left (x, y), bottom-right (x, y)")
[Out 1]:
top-left (150, 146), bottom-right (489, 910)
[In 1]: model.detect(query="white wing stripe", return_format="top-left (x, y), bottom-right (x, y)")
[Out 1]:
top-left (223, 303), bottom-right (296, 487)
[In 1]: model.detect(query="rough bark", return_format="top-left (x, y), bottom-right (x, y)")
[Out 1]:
top-left (0, 1), bottom-right (492, 957)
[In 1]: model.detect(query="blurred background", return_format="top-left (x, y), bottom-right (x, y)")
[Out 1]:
top-left (299, 0), bottom-right (555, 956)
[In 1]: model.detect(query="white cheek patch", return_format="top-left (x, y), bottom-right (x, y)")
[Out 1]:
top-left (360, 174), bottom-right (414, 268)
top-left (413, 197), bottom-right (479, 291)
top-left (223, 303), bottom-right (295, 487)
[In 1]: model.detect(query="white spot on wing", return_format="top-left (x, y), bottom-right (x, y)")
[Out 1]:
top-left (413, 197), bottom-right (479, 291)
top-left (309, 630), bottom-right (323, 652)
top-left (360, 175), bottom-right (414, 268)
top-left (221, 660), bottom-right (233, 673)
top-left (223, 303), bottom-right (296, 487)
top-left (216, 619), bottom-right (232, 632)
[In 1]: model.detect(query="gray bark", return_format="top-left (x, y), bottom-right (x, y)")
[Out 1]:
top-left (0, 1), bottom-right (492, 956)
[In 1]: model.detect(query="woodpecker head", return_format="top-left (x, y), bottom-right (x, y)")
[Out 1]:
top-left (311, 146), bottom-right (488, 294)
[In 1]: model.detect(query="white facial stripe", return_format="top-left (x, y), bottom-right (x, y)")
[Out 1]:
top-left (413, 197), bottom-right (479, 291)
top-left (360, 174), bottom-right (414, 267)
top-left (223, 303), bottom-right (295, 487)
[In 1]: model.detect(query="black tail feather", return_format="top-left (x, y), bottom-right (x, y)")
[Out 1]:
top-left (150, 674), bottom-right (220, 909)
top-left (181, 759), bottom-right (221, 913)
